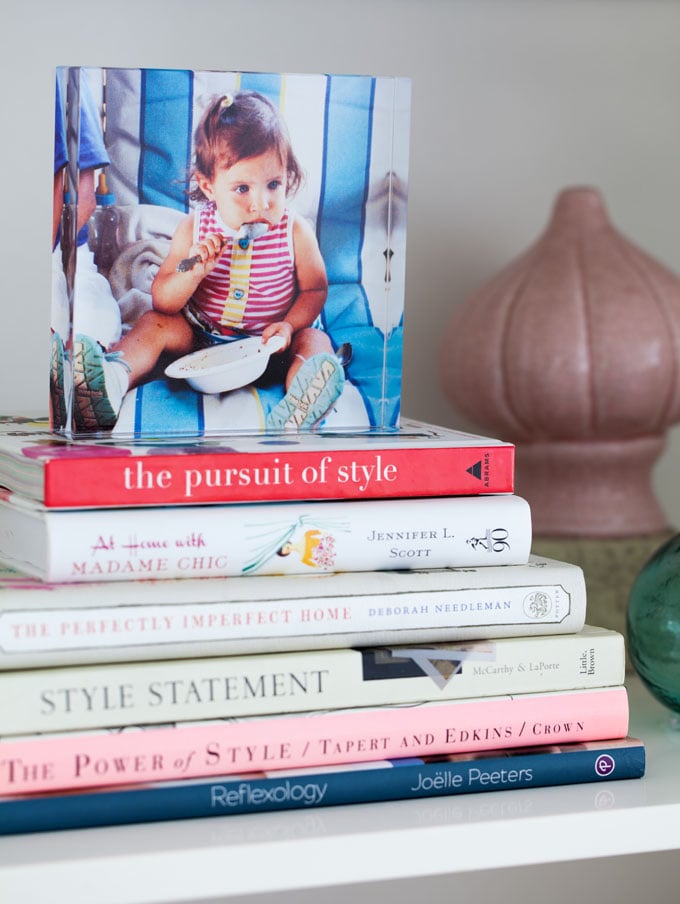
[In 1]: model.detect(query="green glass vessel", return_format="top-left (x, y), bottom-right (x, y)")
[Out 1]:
top-left (628, 533), bottom-right (680, 718)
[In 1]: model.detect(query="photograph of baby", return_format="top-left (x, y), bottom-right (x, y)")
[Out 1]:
top-left (51, 67), bottom-right (411, 439)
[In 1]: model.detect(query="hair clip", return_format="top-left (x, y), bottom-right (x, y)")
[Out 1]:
top-left (218, 93), bottom-right (236, 124)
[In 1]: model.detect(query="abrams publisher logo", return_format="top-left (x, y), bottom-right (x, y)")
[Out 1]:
top-left (466, 452), bottom-right (492, 487)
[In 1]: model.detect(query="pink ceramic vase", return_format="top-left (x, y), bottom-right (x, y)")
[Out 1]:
top-left (440, 186), bottom-right (680, 537)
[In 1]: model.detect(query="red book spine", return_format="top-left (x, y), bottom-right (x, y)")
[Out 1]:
top-left (0, 687), bottom-right (628, 795)
top-left (43, 445), bottom-right (514, 508)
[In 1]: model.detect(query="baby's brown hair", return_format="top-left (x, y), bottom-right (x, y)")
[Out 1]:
top-left (191, 91), bottom-right (303, 202)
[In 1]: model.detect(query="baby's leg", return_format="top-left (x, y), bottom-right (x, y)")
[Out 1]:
top-left (286, 327), bottom-right (334, 388)
top-left (73, 311), bottom-right (195, 431)
top-left (113, 310), bottom-right (195, 389)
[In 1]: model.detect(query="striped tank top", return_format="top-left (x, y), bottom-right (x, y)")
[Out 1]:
top-left (191, 204), bottom-right (297, 335)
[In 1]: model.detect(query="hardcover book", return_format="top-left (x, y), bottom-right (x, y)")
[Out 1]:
top-left (52, 67), bottom-right (410, 439)
top-left (0, 626), bottom-right (625, 735)
top-left (0, 555), bottom-right (586, 669)
top-left (0, 415), bottom-right (514, 509)
top-left (0, 737), bottom-right (645, 835)
top-left (0, 686), bottom-right (629, 795)
top-left (0, 491), bottom-right (532, 584)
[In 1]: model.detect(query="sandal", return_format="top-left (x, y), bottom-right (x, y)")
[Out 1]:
top-left (72, 334), bottom-right (130, 431)
top-left (49, 332), bottom-right (68, 429)
top-left (266, 352), bottom-right (345, 431)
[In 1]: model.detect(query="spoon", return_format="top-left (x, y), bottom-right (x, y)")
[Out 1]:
top-left (335, 342), bottom-right (353, 367)
top-left (176, 222), bottom-right (269, 273)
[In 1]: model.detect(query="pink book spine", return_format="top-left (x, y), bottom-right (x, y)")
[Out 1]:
top-left (0, 688), bottom-right (628, 795)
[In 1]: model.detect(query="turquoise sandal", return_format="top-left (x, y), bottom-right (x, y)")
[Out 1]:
top-left (73, 334), bottom-right (129, 431)
top-left (49, 332), bottom-right (67, 429)
top-left (266, 352), bottom-right (346, 431)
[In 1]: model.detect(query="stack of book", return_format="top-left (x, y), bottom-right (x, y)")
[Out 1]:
top-left (0, 415), bottom-right (644, 834)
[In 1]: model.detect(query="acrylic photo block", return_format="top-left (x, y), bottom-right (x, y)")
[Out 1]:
top-left (51, 67), bottom-right (411, 439)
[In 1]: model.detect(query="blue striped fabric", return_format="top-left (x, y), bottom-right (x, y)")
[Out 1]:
top-left (138, 69), bottom-right (194, 212)
top-left (239, 72), bottom-right (282, 105)
top-left (134, 377), bottom-right (205, 438)
top-left (317, 75), bottom-right (375, 288)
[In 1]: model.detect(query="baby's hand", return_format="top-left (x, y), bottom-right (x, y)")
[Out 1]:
top-left (187, 233), bottom-right (225, 272)
top-left (262, 321), bottom-right (294, 352)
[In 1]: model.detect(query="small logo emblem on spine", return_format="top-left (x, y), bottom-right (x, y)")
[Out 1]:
top-left (595, 754), bottom-right (616, 777)
top-left (467, 461), bottom-right (482, 480)
top-left (523, 591), bottom-right (552, 619)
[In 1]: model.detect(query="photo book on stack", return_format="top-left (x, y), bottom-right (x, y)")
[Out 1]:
top-left (52, 66), bottom-right (411, 440)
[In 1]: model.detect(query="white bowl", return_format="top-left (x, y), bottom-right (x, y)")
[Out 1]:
top-left (165, 335), bottom-right (286, 393)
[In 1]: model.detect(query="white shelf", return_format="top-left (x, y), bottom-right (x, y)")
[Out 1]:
top-left (1, 675), bottom-right (678, 903)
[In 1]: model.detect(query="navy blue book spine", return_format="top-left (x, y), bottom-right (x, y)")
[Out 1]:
top-left (0, 739), bottom-right (645, 835)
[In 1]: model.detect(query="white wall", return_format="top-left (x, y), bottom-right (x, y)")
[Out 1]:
top-left (2, 0), bottom-right (680, 523)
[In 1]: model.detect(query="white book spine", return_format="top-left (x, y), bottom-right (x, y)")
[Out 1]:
top-left (0, 628), bottom-right (624, 735)
top-left (0, 556), bottom-right (586, 668)
top-left (1, 494), bottom-right (532, 583)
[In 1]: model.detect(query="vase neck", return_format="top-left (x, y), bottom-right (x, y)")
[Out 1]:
top-left (549, 186), bottom-right (610, 232)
